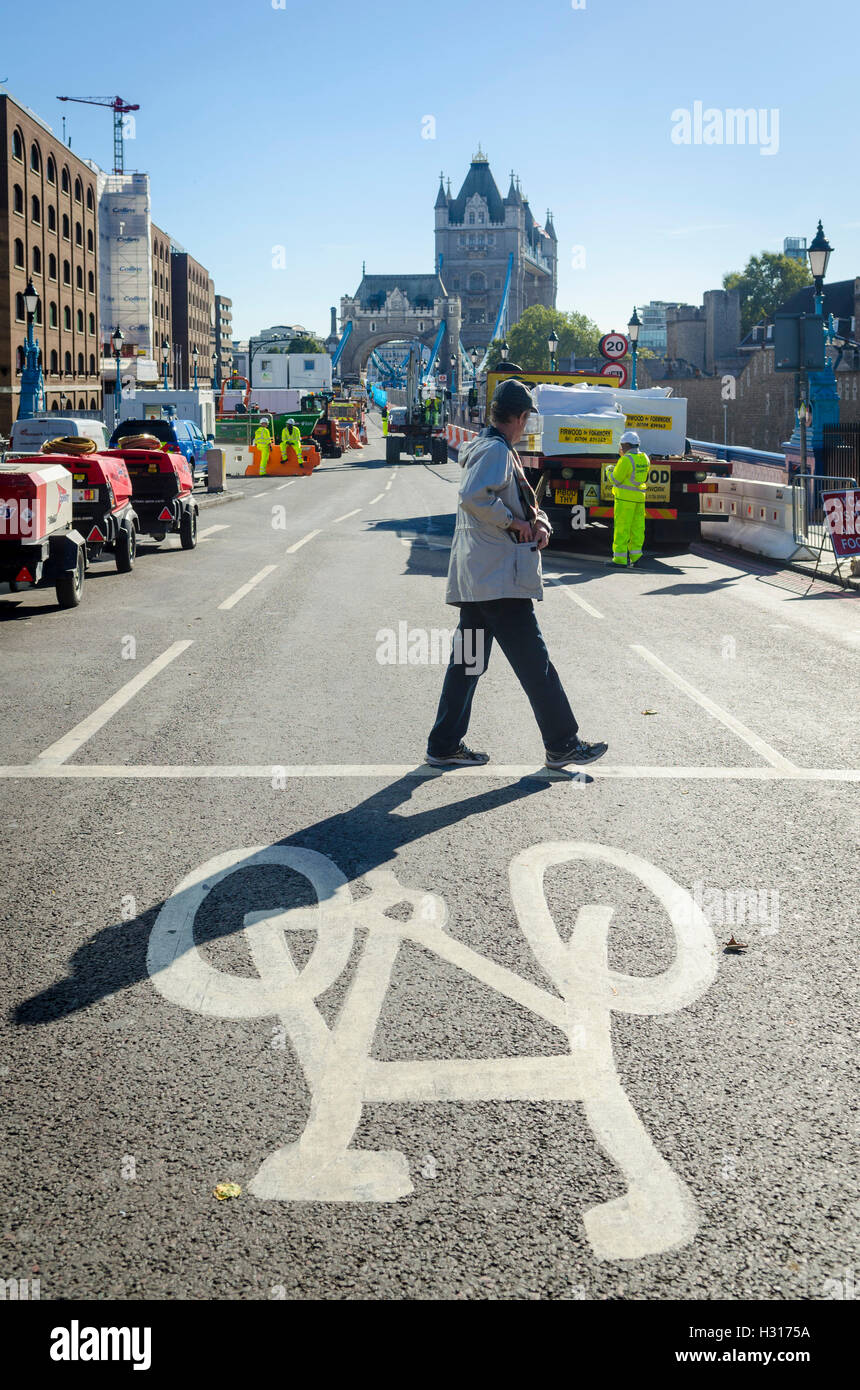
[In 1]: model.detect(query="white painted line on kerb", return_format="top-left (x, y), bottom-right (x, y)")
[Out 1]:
top-left (631, 644), bottom-right (797, 771)
top-left (275, 481), bottom-right (297, 492)
top-left (368, 493), bottom-right (384, 505)
top-left (35, 641), bottom-right (193, 766)
top-left (218, 565), bottom-right (279, 611)
top-left (286, 529), bottom-right (320, 554)
top-left (332, 508), bottom-right (362, 524)
top-left (546, 576), bottom-right (604, 620)
top-left (198, 523), bottom-right (230, 542)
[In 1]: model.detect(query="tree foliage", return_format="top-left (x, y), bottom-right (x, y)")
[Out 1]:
top-left (489, 305), bottom-right (602, 370)
top-left (723, 253), bottom-right (812, 336)
top-left (287, 334), bottom-right (326, 353)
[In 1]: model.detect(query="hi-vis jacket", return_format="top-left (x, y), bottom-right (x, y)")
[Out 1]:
top-left (607, 449), bottom-right (650, 502)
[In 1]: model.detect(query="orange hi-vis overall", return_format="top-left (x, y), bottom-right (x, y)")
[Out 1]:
top-left (607, 449), bottom-right (649, 565)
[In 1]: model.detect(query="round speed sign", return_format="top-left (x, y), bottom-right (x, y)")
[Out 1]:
top-left (599, 332), bottom-right (629, 361)
top-left (600, 360), bottom-right (629, 386)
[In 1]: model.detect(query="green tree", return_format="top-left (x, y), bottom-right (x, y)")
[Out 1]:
top-left (287, 334), bottom-right (325, 353)
top-left (723, 253), bottom-right (812, 336)
top-left (489, 305), bottom-right (602, 370)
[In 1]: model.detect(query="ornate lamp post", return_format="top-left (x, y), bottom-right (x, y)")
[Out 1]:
top-left (547, 329), bottom-right (559, 373)
top-left (627, 308), bottom-right (641, 389)
top-left (112, 326), bottom-right (123, 420)
top-left (162, 338), bottom-right (170, 390)
top-left (18, 280), bottom-right (45, 418)
top-left (192, 344), bottom-right (199, 390)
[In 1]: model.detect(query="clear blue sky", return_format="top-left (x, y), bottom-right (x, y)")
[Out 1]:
top-left (5, 0), bottom-right (856, 341)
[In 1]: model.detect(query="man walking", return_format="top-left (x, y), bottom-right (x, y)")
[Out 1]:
top-left (426, 379), bottom-right (608, 771)
top-left (606, 429), bottom-right (649, 567)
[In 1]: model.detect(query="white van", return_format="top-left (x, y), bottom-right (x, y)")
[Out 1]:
top-left (8, 416), bottom-right (111, 455)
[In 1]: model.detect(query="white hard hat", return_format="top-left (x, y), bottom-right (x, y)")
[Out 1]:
top-left (620, 430), bottom-right (640, 445)
top-left (260, 416), bottom-right (270, 425)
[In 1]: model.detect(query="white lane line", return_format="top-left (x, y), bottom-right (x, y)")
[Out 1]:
top-left (4, 764), bottom-right (858, 782)
top-left (198, 523), bottom-right (230, 541)
top-left (546, 576), bottom-right (604, 620)
top-left (251, 491), bottom-right (269, 498)
top-left (218, 565), bottom-right (279, 611)
top-left (332, 509), bottom-right (362, 524)
top-left (275, 481), bottom-right (297, 492)
top-left (286, 529), bottom-right (320, 554)
top-left (34, 641), bottom-right (193, 766)
top-left (631, 644), bottom-right (797, 770)
top-left (384, 479), bottom-right (393, 491)
top-left (368, 493), bottom-right (384, 504)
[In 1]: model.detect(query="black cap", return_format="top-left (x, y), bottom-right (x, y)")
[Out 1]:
top-left (491, 377), bottom-right (534, 414)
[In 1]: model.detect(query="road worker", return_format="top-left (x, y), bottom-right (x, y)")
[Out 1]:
top-left (253, 416), bottom-right (273, 476)
top-left (381, 405), bottom-right (388, 437)
top-left (606, 429), bottom-right (649, 567)
top-left (281, 417), bottom-right (304, 468)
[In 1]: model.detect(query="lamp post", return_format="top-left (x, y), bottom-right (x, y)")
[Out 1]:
top-left (802, 220), bottom-right (838, 477)
top-left (112, 326), bottom-right (123, 422)
top-left (192, 344), bottom-right (199, 390)
top-left (162, 338), bottom-right (170, 391)
top-left (627, 308), bottom-right (641, 389)
top-left (499, 340), bottom-right (509, 366)
top-left (547, 329), bottom-right (559, 373)
top-left (807, 220), bottom-right (832, 314)
top-left (18, 279), bottom-right (45, 418)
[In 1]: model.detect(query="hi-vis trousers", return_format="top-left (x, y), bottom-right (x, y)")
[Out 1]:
top-left (612, 499), bottom-right (645, 565)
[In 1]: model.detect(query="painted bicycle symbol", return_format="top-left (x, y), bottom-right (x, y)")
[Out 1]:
top-left (147, 841), bottom-right (718, 1261)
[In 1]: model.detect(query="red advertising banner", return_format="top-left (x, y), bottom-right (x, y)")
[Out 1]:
top-left (822, 489), bottom-right (860, 557)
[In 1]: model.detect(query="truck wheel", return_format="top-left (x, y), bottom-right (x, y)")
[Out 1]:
top-left (116, 521), bottom-right (136, 573)
top-left (56, 547), bottom-right (85, 609)
top-left (180, 507), bottom-right (198, 550)
top-left (386, 436), bottom-right (400, 464)
top-left (150, 531), bottom-right (166, 544)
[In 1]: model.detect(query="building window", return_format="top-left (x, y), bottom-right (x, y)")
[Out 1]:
top-left (478, 212), bottom-right (484, 224)
top-left (77, 352), bottom-right (85, 374)
top-left (494, 278), bottom-right (501, 289)
top-left (90, 396), bottom-right (97, 409)
top-left (33, 246), bottom-right (42, 275)
top-left (13, 184), bottom-right (24, 214)
top-left (468, 212), bottom-right (475, 224)
top-left (47, 156), bottom-right (56, 184)
top-left (77, 309), bottom-right (84, 332)
top-left (74, 177), bottom-right (82, 203)
top-left (14, 238), bottom-right (24, 269)
top-left (63, 306), bottom-right (71, 329)
top-left (89, 312), bottom-right (95, 334)
top-left (89, 354), bottom-right (96, 375)
top-left (76, 266), bottom-right (83, 289)
top-left (12, 128), bottom-right (23, 161)
top-left (88, 270), bottom-right (94, 293)
top-left (61, 166), bottom-right (70, 194)
top-left (49, 253), bottom-right (57, 280)
top-left (32, 195), bottom-right (41, 224)
top-left (62, 213), bottom-right (70, 239)
top-left (86, 187), bottom-right (94, 212)
top-left (87, 228), bottom-right (93, 252)
top-left (15, 293), bottom-right (25, 321)
top-left (49, 302), bottom-right (58, 327)
top-left (30, 143), bottom-right (41, 173)
top-left (48, 205), bottom-right (56, 232)
top-left (64, 351), bottom-right (72, 373)
top-left (468, 272), bottom-right (485, 292)
top-left (75, 221), bottom-right (82, 245)
top-left (63, 259), bottom-right (71, 284)
top-left (50, 349), bottom-right (59, 373)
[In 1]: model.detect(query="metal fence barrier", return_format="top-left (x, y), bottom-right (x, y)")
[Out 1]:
top-left (792, 474), bottom-right (858, 548)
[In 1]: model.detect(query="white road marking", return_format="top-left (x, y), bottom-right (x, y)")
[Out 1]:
top-left (632, 644), bottom-right (797, 771)
top-left (546, 576), bottom-right (604, 619)
top-left (286, 529), bottom-right (320, 554)
top-left (368, 493), bottom-right (384, 504)
top-left (218, 564), bottom-right (279, 610)
top-left (2, 763), bottom-right (858, 781)
top-left (384, 478), bottom-right (393, 491)
top-left (147, 842), bottom-right (716, 1259)
top-left (275, 481), bottom-right (297, 492)
top-left (34, 641), bottom-right (193, 766)
top-left (332, 509), bottom-right (362, 524)
top-left (198, 523), bottom-right (230, 541)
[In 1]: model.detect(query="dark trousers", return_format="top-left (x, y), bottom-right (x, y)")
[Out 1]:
top-left (427, 598), bottom-right (579, 757)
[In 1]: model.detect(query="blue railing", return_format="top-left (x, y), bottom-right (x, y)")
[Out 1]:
top-left (689, 440), bottom-right (786, 471)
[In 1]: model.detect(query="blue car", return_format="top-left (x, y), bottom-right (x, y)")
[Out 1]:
top-left (110, 418), bottom-right (212, 479)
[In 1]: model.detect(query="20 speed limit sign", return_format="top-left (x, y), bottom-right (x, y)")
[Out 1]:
top-left (599, 332), bottom-right (629, 360)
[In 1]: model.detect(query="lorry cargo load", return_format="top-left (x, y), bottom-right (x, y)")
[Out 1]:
top-left (577, 386), bottom-right (688, 457)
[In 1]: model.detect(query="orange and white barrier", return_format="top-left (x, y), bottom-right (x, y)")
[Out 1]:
top-left (445, 424), bottom-right (479, 450)
top-left (700, 477), bottom-right (815, 562)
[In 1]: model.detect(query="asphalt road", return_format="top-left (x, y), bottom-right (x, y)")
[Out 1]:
top-left (1, 415), bottom-right (857, 1301)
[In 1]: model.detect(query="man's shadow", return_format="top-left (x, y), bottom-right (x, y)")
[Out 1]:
top-left (14, 772), bottom-right (550, 1028)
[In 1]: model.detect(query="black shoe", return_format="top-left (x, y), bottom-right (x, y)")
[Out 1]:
top-left (545, 737), bottom-right (608, 770)
top-left (426, 742), bottom-right (490, 767)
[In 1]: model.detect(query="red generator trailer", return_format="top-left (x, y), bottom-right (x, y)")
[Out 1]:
top-left (103, 435), bottom-right (198, 549)
top-left (38, 439), bottom-right (139, 572)
top-left (0, 457), bottom-right (88, 607)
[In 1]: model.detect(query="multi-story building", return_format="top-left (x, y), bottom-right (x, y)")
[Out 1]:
top-left (213, 294), bottom-right (232, 388)
top-left (783, 236), bottom-right (808, 264)
top-left (633, 301), bottom-right (676, 355)
top-left (150, 220), bottom-right (173, 381)
top-left (97, 170), bottom-right (163, 400)
top-left (170, 246), bottom-right (213, 388)
top-left (1, 92), bottom-right (102, 432)
top-left (434, 148), bottom-right (557, 353)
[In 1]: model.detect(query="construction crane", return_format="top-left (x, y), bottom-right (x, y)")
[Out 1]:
top-left (56, 95), bottom-right (140, 174)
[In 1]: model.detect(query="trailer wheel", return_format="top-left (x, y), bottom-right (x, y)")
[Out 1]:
top-left (116, 521), bottom-right (136, 573)
top-left (386, 435), bottom-right (401, 464)
top-left (56, 547), bottom-right (85, 609)
top-left (150, 531), bottom-right (166, 544)
top-left (180, 507), bottom-right (198, 551)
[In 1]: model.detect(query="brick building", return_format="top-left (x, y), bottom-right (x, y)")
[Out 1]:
top-left (0, 92), bottom-right (102, 433)
top-left (169, 246), bottom-right (213, 388)
top-left (213, 294), bottom-right (232, 388)
top-left (150, 221), bottom-right (173, 382)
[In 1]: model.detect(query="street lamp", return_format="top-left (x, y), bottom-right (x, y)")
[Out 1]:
top-left (627, 308), bottom-right (641, 389)
top-left (807, 220), bottom-right (832, 313)
top-left (547, 329), bottom-right (559, 372)
top-left (162, 338), bottom-right (170, 391)
top-left (18, 279), bottom-right (45, 419)
top-left (449, 351), bottom-right (457, 401)
top-left (192, 344), bottom-right (199, 390)
top-left (112, 326), bottom-right (124, 420)
top-left (470, 345), bottom-right (479, 383)
top-left (500, 340), bottom-right (509, 364)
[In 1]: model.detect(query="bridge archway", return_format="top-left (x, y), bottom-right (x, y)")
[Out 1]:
top-left (339, 324), bottom-right (442, 380)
